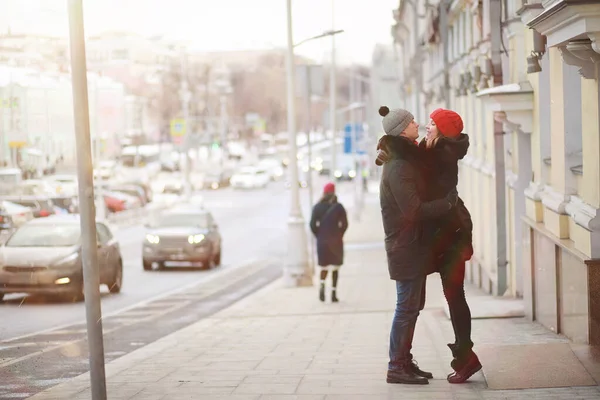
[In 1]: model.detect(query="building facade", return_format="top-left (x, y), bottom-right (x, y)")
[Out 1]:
top-left (0, 67), bottom-right (127, 169)
top-left (390, 0), bottom-right (600, 345)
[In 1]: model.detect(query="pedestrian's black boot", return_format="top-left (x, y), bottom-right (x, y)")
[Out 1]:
top-left (409, 360), bottom-right (433, 379)
top-left (387, 363), bottom-right (429, 385)
top-left (447, 347), bottom-right (482, 384)
top-left (331, 288), bottom-right (339, 303)
top-left (319, 283), bottom-right (325, 302)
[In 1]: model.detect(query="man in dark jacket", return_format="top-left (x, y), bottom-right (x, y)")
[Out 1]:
top-left (377, 106), bottom-right (458, 385)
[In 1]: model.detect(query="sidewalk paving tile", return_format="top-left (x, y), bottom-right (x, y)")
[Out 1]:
top-left (27, 193), bottom-right (600, 400)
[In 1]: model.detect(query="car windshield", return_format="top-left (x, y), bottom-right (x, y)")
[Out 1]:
top-left (6, 223), bottom-right (80, 247)
top-left (153, 213), bottom-right (208, 229)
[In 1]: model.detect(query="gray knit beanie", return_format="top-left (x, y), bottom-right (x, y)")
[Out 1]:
top-left (378, 106), bottom-right (414, 137)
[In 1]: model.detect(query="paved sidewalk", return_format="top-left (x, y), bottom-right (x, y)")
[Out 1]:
top-left (29, 192), bottom-right (600, 400)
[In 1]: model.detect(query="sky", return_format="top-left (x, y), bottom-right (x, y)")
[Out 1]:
top-left (0, 0), bottom-right (398, 65)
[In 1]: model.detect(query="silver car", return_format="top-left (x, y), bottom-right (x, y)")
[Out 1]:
top-left (0, 215), bottom-right (123, 301)
top-left (143, 207), bottom-right (222, 270)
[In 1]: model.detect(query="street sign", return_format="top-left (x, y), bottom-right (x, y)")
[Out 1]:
top-left (170, 119), bottom-right (186, 145)
top-left (343, 123), bottom-right (366, 154)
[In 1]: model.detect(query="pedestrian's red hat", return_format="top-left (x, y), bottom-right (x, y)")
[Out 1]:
top-left (323, 182), bottom-right (335, 194)
top-left (430, 108), bottom-right (463, 138)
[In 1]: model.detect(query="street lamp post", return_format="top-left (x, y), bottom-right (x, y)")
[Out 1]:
top-left (330, 0), bottom-right (337, 181)
top-left (67, 1), bottom-right (107, 398)
top-left (180, 51), bottom-right (192, 199)
top-left (284, 0), bottom-right (310, 287)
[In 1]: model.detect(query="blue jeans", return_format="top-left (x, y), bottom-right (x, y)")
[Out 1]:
top-left (388, 276), bottom-right (426, 370)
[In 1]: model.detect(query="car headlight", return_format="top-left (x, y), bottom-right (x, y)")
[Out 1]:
top-left (51, 252), bottom-right (79, 268)
top-left (188, 234), bottom-right (205, 244)
top-left (334, 170), bottom-right (342, 178)
top-left (146, 234), bottom-right (160, 244)
top-left (349, 170), bottom-right (357, 178)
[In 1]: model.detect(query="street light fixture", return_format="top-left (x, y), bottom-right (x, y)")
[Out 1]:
top-left (294, 29), bottom-right (344, 48)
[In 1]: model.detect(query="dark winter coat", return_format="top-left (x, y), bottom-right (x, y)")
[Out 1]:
top-left (419, 134), bottom-right (474, 274)
top-left (379, 136), bottom-right (453, 281)
top-left (310, 195), bottom-right (348, 266)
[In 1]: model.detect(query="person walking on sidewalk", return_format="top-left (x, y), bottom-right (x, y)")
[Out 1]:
top-left (377, 106), bottom-right (458, 385)
top-left (310, 182), bottom-right (348, 303)
top-left (421, 108), bottom-right (482, 383)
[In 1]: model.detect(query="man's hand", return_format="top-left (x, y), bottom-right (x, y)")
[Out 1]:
top-left (446, 188), bottom-right (458, 208)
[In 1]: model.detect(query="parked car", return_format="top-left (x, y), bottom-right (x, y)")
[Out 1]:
top-left (202, 170), bottom-right (232, 190)
top-left (230, 167), bottom-right (270, 189)
top-left (50, 196), bottom-right (78, 214)
top-left (109, 184), bottom-right (148, 206)
top-left (1, 201), bottom-right (34, 227)
top-left (93, 160), bottom-right (118, 180)
top-left (142, 207), bottom-right (221, 270)
top-left (0, 196), bottom-right (56, 218)
top-left (0, 206), bottom-right (13, 231)
top-left (103, 191), bottom-right (140, 213)
top-left (0, 216), bottom-right (123, 301)
top-left (120, 181), bottom-right (153, 203)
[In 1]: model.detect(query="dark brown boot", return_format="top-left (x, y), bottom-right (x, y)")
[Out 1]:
top-left (409, 360), bottom-right (433, 379)
top-left (387, 364), bottom-right (429, 385)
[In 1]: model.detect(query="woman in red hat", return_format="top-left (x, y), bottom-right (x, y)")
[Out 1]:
top-left (310, 182), bottom-right (348, 303)
top-left (421, 108), bottom-right (481, 383)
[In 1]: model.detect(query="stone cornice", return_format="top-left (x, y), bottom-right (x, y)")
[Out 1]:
top-left (517, 2), bottom-right (545, 25)
top-left (527, 1), bottom-right (600, 47)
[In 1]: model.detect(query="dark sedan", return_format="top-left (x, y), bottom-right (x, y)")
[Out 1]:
top-left (0, 216), bottom-right (123, 301)
top-left (142, 207), bottom-right (222, 270)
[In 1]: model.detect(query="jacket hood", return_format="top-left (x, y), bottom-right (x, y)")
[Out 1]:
top-left (420, 133), bottom-right (470, 162)
top-left (375, 135), bottom-right (419, 165)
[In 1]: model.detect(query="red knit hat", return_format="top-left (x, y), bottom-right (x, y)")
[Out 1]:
top-left (323, 182), bottom-right (335, 194)
top-left (430, 108), bottom-right (463, 138)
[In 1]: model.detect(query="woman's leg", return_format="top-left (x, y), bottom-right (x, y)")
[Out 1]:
top-left (319, 268), bottom-right (328, 302)
top-left (331, 266), bottom-right (340, 302)
top-left (440, 259), bottom-right (472, 352)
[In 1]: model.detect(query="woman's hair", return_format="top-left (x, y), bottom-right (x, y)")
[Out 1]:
top-left (426, 130), bottom-right (442, 149)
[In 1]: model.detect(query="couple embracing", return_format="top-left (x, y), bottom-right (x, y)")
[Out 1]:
top-left (377, 106), bottom-right (482, 385)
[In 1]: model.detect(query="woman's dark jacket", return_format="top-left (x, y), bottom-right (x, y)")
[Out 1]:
top-left (419, 134), bottom-right (474, 273)
top-left (378, 136), bottom-right (453, 281)
top-left (310, 195), bottom-right (348, 266)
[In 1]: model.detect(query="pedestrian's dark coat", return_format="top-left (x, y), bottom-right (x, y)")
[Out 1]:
top-left (419, 134), bottom-right (474, 273)
top-left (379, 135), bottom-right (453, 281)
top-left (310, 195), bottom-right (348, 266)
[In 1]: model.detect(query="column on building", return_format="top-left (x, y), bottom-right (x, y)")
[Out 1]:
top-left (526, 2), bottom-right (600, 344)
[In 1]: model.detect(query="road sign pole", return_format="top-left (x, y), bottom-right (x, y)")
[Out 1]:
top-left (67, 1), bottom-right (107, 399)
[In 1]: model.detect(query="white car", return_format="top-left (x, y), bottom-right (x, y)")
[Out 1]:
top-left (44, 174), bottom-right (78, 196)
top-left (1, 200), bottom-right (34, 227)
top-left (230, 167), bottom-right (270, 189)
top-left (94, 160), bottom-right (118, 180)
top-left (258, 158), bottom-right (284, 181)
top-left (18, 179), bottom-right (58, 196)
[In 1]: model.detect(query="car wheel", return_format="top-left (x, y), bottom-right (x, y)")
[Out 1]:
top-left (108, 259), bottom-right (123, 294)
top-left (143, 259), bottom-right (152, 271)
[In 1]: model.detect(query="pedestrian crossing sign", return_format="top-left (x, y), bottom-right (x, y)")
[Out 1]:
top-left (170, 119), bottom-right (186, 137)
